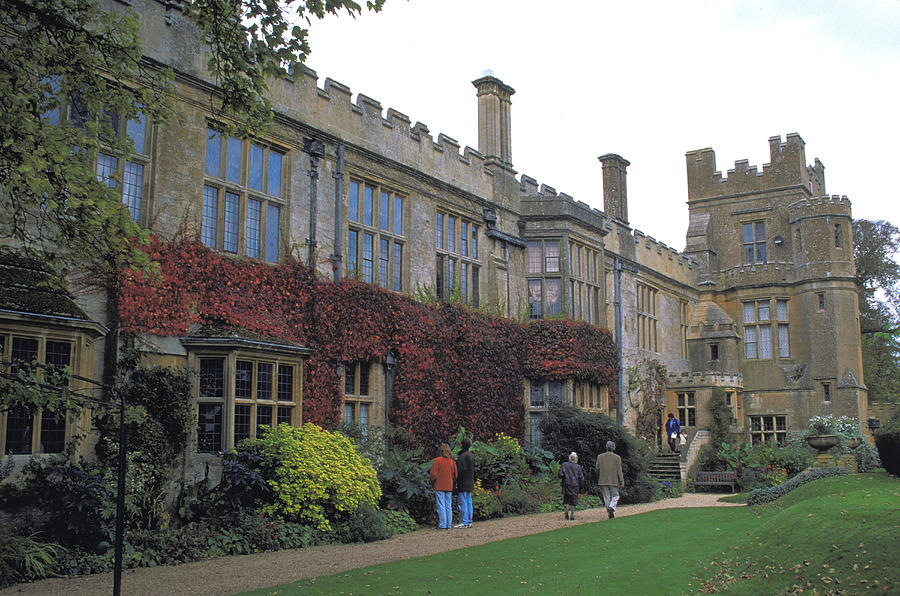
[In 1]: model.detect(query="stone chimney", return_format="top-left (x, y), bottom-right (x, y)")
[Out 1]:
top-left (598, 153), bottom-right (630, 224)
top-left (472, 74), bottom-right (515, 168)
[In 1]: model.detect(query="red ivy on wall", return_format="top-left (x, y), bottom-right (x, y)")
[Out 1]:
top-left (118, 239), bottom-right (619, 445)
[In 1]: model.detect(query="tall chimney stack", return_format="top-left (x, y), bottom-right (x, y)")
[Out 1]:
top-left (472, 73), bottom-right (515, 168)
top-left (599, 153), bottom-right (630, 224)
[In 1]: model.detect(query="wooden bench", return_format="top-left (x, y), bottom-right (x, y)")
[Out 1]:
top-left (694, 470), bottom-right (738, 492)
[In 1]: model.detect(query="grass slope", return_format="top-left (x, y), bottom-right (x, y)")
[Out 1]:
top-left (245, 473), bottom-right (898, 595)
top-left (696, 473), bottom-right (899, 594)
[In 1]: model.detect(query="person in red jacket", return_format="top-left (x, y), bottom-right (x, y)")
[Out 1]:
top-left (429, 443), bottom-right (458, 530)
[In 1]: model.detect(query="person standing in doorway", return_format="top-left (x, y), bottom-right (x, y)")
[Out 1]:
top-left (558, 452), bottom-right (585, 520)
top-left (596, 440), bottom-right (625, 519)
top-left (454, 438), bottom-right (475, 528)
top-left (665, 412), bottom-right (681, 453)
top-left (429, 443), bottom-right (457, 530)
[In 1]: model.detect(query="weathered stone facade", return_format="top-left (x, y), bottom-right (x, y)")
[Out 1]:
top-left (0, 0), bottom-right (870, 461)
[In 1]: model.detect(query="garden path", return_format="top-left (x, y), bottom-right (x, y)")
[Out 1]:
top-left (1, 493), bottom-right (741, 596)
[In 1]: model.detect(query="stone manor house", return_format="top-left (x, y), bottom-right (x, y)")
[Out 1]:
top-left (0, 0), bottom-right (869, 464)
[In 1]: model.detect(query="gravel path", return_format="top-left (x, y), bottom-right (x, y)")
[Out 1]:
top-left (1, 493), bottom-right (741, 596)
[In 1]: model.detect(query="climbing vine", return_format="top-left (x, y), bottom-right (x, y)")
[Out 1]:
top-left (118, 238), bottom-right (619, 446)
top-left (627, 358), bottom-right (668, 444)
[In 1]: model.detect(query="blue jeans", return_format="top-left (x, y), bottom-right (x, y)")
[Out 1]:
top-left (435, 490), bottom-right (453, 529)
top-left (458, 491), bottom-right (473, 525)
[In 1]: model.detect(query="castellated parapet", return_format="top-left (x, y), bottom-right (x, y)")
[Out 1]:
top-left (788, 195), bottom-right (852, 220)
top-left (667, 371), bottom-right (744, 389)
top-left (265, 68), bottom-right (503, 199)
top-left (686, 133), bottom-right (826, 201)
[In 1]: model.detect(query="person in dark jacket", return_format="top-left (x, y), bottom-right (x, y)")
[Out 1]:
top-left (558, 452), bottom-right (585, 520)
top-left (665, 413), bottom-right (681, 453)
top-left (454, 438), bottom-right (475, 528)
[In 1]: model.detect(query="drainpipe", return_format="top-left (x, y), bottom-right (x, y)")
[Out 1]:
top-left (505, 242), bottom-right (511, 318)
top-left (303, 137), bottom-right (325, 269)
top-left (332, 144), bottom-right (345, 282)
top-left (384, 350), bottom-right (397, 456)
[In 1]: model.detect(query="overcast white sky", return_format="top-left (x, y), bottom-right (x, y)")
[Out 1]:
top-left (306, 0), bottom-right (900, 250)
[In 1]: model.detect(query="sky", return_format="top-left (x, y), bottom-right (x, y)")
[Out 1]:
top-left (305, 0), bottom-right (900, 250)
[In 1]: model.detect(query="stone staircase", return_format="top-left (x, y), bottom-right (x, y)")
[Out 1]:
top-left (648, 430), bottom-right (712, 483)
top-left (648, 452), bottom-right (682, 481)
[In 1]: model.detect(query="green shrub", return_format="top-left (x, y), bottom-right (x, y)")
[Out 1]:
top-left (382, 509), bottom-right (417, 535)
top-left (12, 456), bottom-right (115, 550)
top-left (698, 439), bottom-right (814, 491)
top-left (0, 529), bottom-right (63, 587)
top-left (331, 504), bottom-right (392, 543)
top-left (496, 476), bottom-right (543, 516)
top-left (241, 423), bottom-right (381, 531)
top-left (746, 466), bottom-right (848, 506)
top-left (852, 440), bottom-right (882, 473)
top-left (656, 479), bottom-right (684, 500)
top-left (874, 409), bottom-right (900, 476)
top-left (540, 403), bottom-right (654, 503)
top-left (377, 445), bottom-right (433, 524)
top-left (469, 431), bottom-right (529, 490)
top-left (338, 421), bottom-right (387, 471)
top-left (473, 479), bottom-right (502, 520)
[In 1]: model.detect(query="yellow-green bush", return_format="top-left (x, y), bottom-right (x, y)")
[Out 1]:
top-left (251, 424), bottom-right (381, 531)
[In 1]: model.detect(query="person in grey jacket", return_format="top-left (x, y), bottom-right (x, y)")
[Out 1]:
top-left (596, 440), bottom-right (625, 519)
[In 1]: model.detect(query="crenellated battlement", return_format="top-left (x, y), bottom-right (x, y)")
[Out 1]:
top-left (518, 178), bottom-right (607, 232)
top-left (686, 133), bottom-right (826, 202)
top-left (632, 228), bottom-right (698, 271)
top-left (667, 371), bottom-right (744, 388)
top-left (788, 195), bottom-right (852, 220)
top-left (266, 67), bottom-right (501, 199)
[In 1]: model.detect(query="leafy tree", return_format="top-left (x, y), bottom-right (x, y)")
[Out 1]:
top-left (0, 0), bottom-right (384, 271)
top-left (854, 219), bottom-right (900, 402)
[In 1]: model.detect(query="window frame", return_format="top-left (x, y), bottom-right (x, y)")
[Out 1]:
top-left (676, 391), bottom-right (696, 427)
top-left (348, 179), bottom-right (406, 291)
top-left (567, 240), bottom-right (602, 324)
top-left (343, 361), bottom-right (374, 433)
top-left (185, 338), bottom-right (309, 454)
top-left (526, 239), bottom-right (562, 319)
top-left (202, 126), bottom-right (286, 263)
top-left (47, 90), bottom-right (153, 225)
top-left (527, 380), bottom-right (564, 444)
top-left (435, 209), bottom-right (480, 305)
top-left (0, 333), bottom-right (76, 455)
top-left (749, 414), bottom-right (787, 445)
top-left (742, 220), bottom-right (767, 265)
top-left (636, 283), bottom-right (659, 352)
top-left (743, 298), bottom-right (790, 360)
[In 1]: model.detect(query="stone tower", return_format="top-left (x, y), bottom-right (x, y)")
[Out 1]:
top-left (683, 133), bottom-right (866, 434)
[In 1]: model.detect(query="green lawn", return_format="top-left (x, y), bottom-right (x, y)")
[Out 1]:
top-left (244, 473), bottom-right (899, 595)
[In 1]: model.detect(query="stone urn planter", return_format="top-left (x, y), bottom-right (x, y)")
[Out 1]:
top-left (806, 434), bottom-right (840, 452)
top-left (847, 437), bottom-right (863, 449)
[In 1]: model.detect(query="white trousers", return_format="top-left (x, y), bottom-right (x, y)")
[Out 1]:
top-left (599, 485), bottom-right (620, 510)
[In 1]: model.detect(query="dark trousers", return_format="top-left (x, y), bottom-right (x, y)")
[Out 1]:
top-left (667, 436), bottom-right (677, 452)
